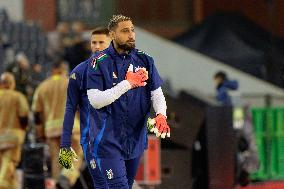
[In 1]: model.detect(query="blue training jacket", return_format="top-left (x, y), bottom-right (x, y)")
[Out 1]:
top-left (216, 79), bottom-right (239, 106)
top-left (61, 56), bottom-right (94, 147)
top-left (87, 43), bottom-right (163, 160)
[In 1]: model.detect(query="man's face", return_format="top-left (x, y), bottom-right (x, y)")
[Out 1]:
top-left (90, 34), bottom-right (111, 53)
top-left (111, 20), bottom-right (136, 51)
top-left (214, 77), bottom-right (222, 87)
top-left (0, 73), bottom-right (15, 90)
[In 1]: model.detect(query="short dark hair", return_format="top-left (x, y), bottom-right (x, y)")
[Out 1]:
top-left (108, 14), bottom-right (132, 31)
top-left (91, 27), bottom-right (109, 36)
top-left (214, 71), bottom-right (227, 80)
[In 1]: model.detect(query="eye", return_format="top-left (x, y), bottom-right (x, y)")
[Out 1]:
top-left (122, 29), bottom-right (129, 33)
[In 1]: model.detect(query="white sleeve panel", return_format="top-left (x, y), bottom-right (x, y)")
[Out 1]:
top-left (87, 80), bottom-right (131, 109)
top-left (151, 87), bottom-right (167, 117)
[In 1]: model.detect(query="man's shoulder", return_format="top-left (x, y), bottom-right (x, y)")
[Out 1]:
top-left (4, 90), bottom-right (25, 99)
top-left (14, 90), bottom-right (28, 102)
top-left (94, 50), bottom-right (111, 62)
top-left (134, 49), bottom-right (154, 66)
top-left (89, 50), bottom-right (112, 70)
top-left (136, 49), bottom-right (153, 59)
top-left (71, 59), bottom-right (89, 74)
top-left (38, 76), bottom-right (66, 90)
top-left (37, 78), bottom-right (49, 90)
top-left (2, 90), bottom-right (28, 107)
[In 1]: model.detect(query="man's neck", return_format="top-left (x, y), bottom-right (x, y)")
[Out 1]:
top-left (51, 70), bottom-right (67, 77)
top-left (113, 42), bottom-right (127, 54)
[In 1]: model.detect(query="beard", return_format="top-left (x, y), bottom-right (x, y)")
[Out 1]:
top-left (117, 41), bottom-right (136, 51)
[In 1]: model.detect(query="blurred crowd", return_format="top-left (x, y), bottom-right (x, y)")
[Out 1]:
top-left (0, 8), bottom-right (99, 189)
top-left (0, 7), bottom-right (92, 104)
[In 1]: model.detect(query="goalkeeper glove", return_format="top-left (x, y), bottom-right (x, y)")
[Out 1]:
top-left (126, 64), bottom-right (148, 88)
top-left (147, 114), bottom-right (170, 138)
top-left (58, 147), bottom-right (78, 169)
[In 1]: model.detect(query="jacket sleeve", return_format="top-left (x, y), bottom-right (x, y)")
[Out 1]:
top-left (60, 72), bottom-right (81, 147)
top-left (87, 80), bottom-right (131, 109)
top-left (223, 80), bottom-right (239, 90)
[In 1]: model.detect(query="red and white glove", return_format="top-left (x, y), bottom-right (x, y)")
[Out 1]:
top-left (125, 65), bottom-right (148, 88)
top-left (149, 114), bottom-right (170, 138)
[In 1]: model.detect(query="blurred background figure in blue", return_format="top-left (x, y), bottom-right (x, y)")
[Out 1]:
top-left (214, 71), bottom-right (239, 106)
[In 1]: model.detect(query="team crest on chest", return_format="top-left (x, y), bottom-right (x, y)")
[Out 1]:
top-left (134, 66), bottom-right (146, 72)
top-left (106, 169), bottom-right (113, 179)
top-left (90, 159), bottom-right (96, 169)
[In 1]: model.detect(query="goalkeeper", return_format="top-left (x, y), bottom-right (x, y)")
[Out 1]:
top-left (59, 27), bottom-right (111, 188)
top-left (86, 15), bottom-right (170, 189)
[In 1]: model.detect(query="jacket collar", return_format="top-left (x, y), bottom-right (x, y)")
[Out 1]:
top-left (108, 41), bottom-right (136, 59)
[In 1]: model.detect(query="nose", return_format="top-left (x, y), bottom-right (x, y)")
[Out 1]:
top-left (129, 31), bottom-right (135, 39)
top-left (94, 44), bottom-right (100, 50)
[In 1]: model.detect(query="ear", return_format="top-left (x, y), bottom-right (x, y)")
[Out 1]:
top-left (109, 30), bottom-right (115, 40)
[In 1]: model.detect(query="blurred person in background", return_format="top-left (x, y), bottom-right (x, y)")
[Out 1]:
top-left (30, 63), bottom-right (45, 90)
top-left (47, 22), bottom-right (73, 60)
top-left (0, 72), bottom-right (29, 189)
top-left (64, 22), bottom-right (91, 72)
top-left (233, 107), bottom-right (259, 187)
top-left (90, 27), bottom-right (111, 53)
top-left (64, 37), bottom-right (91, 72)
top-left (214, 71), bottom-right (239, 106)
top-left (27, 63), bottom-right (45, 104)
top-left (59, 27), bottom-right (111, 188)
top-left (70, 21), bottom-right (85, 44)
top-left (6, 53), bottom-right (31, 96)
top-left (86, 15), bottom-right (170, 189)
top-left (31, 60), bottom-right (82, 189)
top-left (0, 32), bottom-right (11, 72)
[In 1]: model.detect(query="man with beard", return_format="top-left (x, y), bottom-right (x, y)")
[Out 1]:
top-left (86, 15), bottom-right (170, 188)
top-left (58, 27), bottom-right (111, 189)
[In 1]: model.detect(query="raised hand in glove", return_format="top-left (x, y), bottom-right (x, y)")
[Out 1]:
top-left (147, 114), bottom-right (170, 138)
top-left (126, 64), bottom-right (148, 88)
top-left (58, 147), bottom-right (78, 169)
